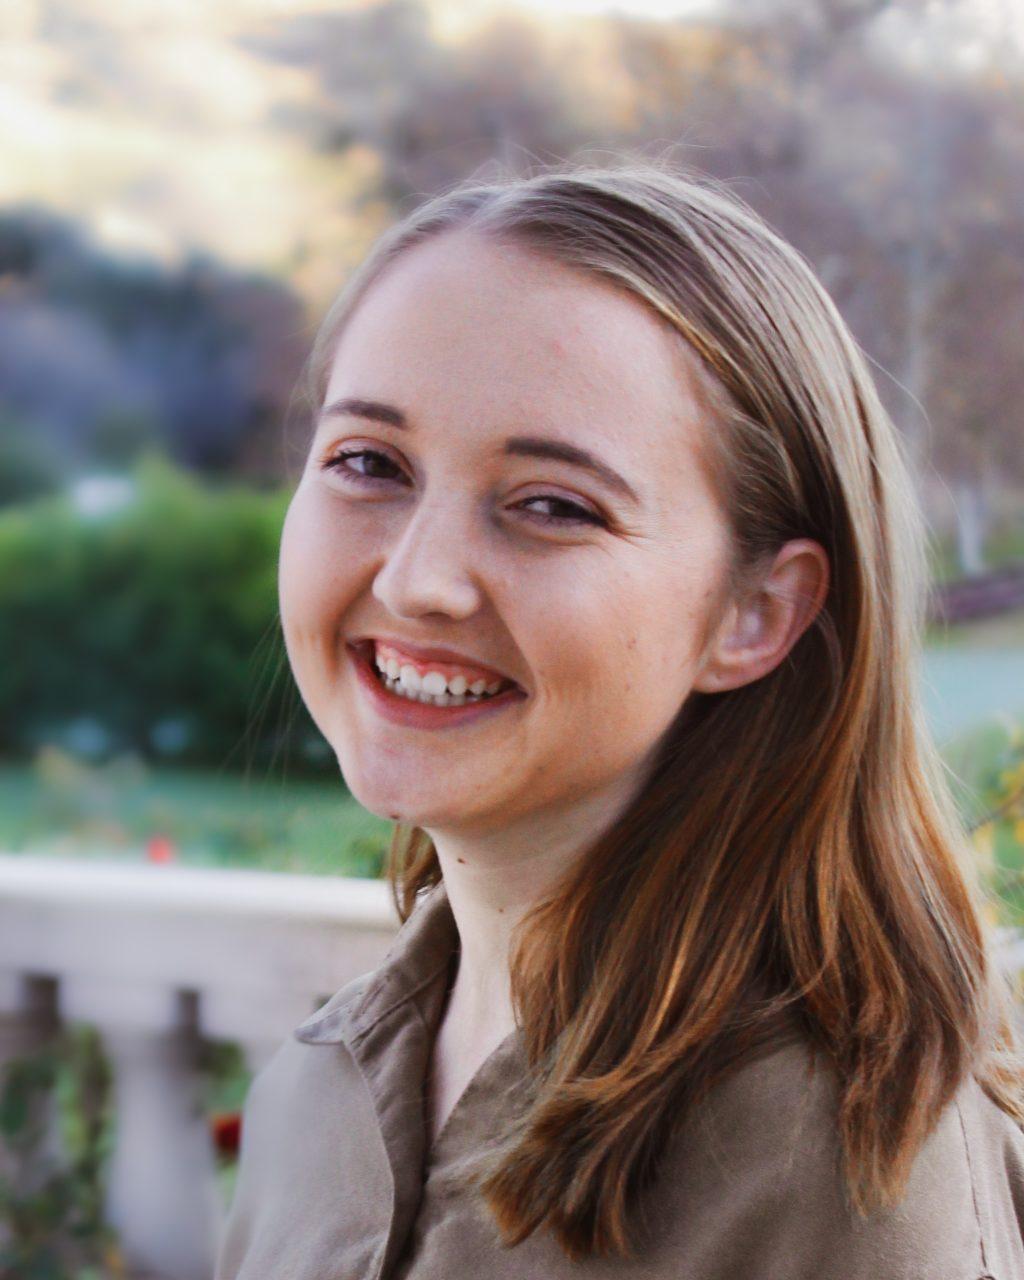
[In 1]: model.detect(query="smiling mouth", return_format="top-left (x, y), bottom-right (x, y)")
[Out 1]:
top-left (349, 641), bottom-right (523, 708)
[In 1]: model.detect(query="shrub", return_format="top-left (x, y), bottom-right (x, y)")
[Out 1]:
top-left (0, 453), bottom-right (326, 773)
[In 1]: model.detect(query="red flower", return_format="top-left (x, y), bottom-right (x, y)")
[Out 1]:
top-left (210, 1111), bottom-right (242, 1157)
top-left (146, 835), bottom-right (177, 864)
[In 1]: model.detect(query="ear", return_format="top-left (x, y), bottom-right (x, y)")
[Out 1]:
top-left (692, 539), bottom-right (830, 694)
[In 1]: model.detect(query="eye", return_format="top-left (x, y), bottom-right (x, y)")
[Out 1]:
top-left (515, 495), bottom-right (607, 528)
top-left (320, 449), bottom-right (606, 530)
top-left (321, 447), bottom-right (407, 486)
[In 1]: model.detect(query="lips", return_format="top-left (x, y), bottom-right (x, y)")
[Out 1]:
top-left (347, 640), bottom-right (527, 728)
top-left (348, 636), bottom-right (522, 691)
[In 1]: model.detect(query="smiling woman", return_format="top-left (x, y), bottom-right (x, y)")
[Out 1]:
top-left (280, 217), bottom-right (765, 843)
top-left (216, 159), bottom-right (1024, 1280)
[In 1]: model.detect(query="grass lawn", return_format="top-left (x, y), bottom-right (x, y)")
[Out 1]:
top-left (0, 756), bottom-right (392, 877)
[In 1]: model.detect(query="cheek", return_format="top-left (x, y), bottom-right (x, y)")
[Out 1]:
top-left (278, 487), bottom-right (373, 632)
top-left (532, 554), bottom-right (709, 717)
top-left (280, 486), bottom-right (376, 606)
top-left (278, 493), bottom-right (327, 646)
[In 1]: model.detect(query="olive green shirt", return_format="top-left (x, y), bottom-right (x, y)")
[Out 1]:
top-left (215, 879), bottom-right (1024, 1279)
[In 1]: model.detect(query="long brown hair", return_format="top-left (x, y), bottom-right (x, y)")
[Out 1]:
top-left (302, 157), bottom-right (1024, 1262)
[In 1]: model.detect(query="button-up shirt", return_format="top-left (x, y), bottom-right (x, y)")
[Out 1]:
top-left (215, 878), bottom-right (1024, 1279)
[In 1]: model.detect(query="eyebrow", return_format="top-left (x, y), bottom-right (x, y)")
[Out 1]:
top-left (319, 396), bottom-right (641, 504)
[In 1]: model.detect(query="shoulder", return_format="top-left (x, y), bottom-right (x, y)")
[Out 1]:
top-left (955, 1069), bottom-right (1024, 1280)
top-left (234, 972), bottom-right (371, 1149)
top-left (215, 972), bottom-right (390, 1280)
top-left (224, 970), bottom-right (384, 1223)
top-left (241, 970), bottom-right (378, 1126)
top-left (646, 1038), bottom-right (1024, 1280)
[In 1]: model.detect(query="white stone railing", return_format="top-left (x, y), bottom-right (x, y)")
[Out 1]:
top-left (0, 855), bottom-right (401, 1280)
top-left (1, 855), bottom-right (1022, 1279)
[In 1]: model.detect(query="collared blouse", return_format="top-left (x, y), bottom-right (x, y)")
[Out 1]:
top-left (215, 879), bottom-right (1024, 1280)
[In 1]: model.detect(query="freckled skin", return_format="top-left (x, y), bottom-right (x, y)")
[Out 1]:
top-left (278, 230), bottom-right (734, 844)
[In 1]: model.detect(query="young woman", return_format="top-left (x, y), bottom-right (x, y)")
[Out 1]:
top-left (216, 160), bottom-right (1024, 1279)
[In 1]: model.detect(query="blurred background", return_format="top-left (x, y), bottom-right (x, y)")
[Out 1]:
top-left (1, 0), bottom-right (1023, 1276)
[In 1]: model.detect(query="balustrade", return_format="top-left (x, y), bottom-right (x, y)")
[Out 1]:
top-left (0, 855), bottom-right (400, 1280)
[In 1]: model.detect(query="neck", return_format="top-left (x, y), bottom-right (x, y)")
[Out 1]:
top-left (423, 782), bottom-right (635, 1040)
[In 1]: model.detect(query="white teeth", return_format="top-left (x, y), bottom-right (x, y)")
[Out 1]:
top-left (381, 673), bottom-right (489, 706)
top-left (373, 644), bottom-right (512, 699)
top-left (398, 664), bottom-right (422, 692)
top-left (421, 671), bottom-right (447, 696)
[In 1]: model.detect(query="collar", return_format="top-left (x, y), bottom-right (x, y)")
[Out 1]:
top-left (289, 877), bottom-right (469, 1279)
top-left (292, 877), bottom-right (458, 1047)
top-left (292, 874), bottom-right (809, 1061)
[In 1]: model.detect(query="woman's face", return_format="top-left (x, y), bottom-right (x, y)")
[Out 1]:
top-left (279, 230), bottom-right (736, 838)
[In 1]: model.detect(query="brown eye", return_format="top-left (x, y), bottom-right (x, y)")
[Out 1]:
top-left (515, 495), bottom-right (607, 528)
top-left (323, 448), bottom-right (407, 485)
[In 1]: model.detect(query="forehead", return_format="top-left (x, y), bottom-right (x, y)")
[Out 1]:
top-left (324, 230), bottom-right (712, 488)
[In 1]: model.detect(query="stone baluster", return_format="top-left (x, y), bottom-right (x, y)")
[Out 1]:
top-left (60, 976), bottom-right (221, 1280)
top-left (0, 856), bottom-right (403, 1275)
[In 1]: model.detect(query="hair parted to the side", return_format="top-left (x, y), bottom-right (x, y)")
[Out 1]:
top-left (301, 155), bottom-right (1024, 1263)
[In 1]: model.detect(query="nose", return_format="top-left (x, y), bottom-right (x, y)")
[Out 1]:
top-left (371, 493), bottom-right (484, 622)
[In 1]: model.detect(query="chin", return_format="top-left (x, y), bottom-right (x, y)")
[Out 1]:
top-left (340, 765), bottom-right (468, 830)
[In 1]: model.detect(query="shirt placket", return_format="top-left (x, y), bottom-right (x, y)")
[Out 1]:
top-left (340, 960), bottom-right (454, 1280)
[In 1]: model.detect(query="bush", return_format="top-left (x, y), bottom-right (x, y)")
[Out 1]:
top-left (0, 453), bottom-right (325, 772)
top-left (0, 427), bottom-right (62, 507)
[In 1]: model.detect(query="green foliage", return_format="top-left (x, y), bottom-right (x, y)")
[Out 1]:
top-left (957, 717), bottom-right (1024, 930)
top-left (0, 1025), bottom-right (123, 1280)
top-left (0, 453), bottom-right (325, 771)
top-left (196, 1039), bottom-right (250, 1118)
top-left (90, 413), bottom-right (160, 472)
top-left (0, 428), bottom-right (62, 508)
